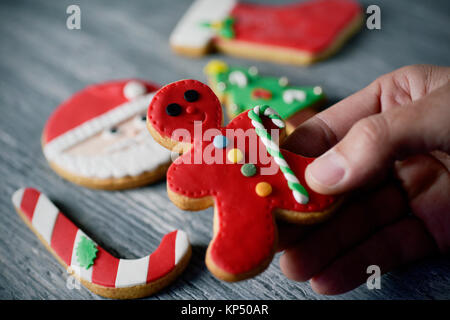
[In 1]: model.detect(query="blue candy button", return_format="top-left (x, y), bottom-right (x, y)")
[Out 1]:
top-left (213, 135), bottom-right (229, 149)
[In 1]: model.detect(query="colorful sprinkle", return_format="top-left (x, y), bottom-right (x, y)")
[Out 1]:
top-left (313, 86), bottom-right (323, 95)
top-left (241, 164), bottom-right (257, 177)
top-left (278, 77), bottom-right (289, 87)
top-left (227, 148), bottom-right (243, 163)
top-left (251, 88), bottom-right (272, 100)
top-left (283, 89), bottom-right (306, 104)
top-left (213, 135), bottom-right (229, 149)
top-left (230, 103), bottom-right (239, 113)
top-left (255, 182), bottom-right (272, 197)
top-left (248, 66), bottom-right (258, 76)
top-left (228, 70), bottom-right (248, 88)
top-left (217, 82), bottom-right (226, 91)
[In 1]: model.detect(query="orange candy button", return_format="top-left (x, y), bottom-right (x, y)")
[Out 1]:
top-left (255, 182), bottom-right (272, 197)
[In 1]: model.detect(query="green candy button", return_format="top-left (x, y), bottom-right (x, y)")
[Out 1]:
top-left (241, 164), bottom-right (257, 177)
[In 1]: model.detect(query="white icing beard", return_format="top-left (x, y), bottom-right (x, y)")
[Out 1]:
top-left (50, 131), bottom-right (170, 179)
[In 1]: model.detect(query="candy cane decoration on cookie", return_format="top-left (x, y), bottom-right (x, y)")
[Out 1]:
top-left (248, 105), bottom-right (310, 204)
top-left (11, 187), bottom-right (191, 299)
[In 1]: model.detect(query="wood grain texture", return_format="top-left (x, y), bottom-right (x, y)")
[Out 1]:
top-left (0, 0), bottom-right (449, 300)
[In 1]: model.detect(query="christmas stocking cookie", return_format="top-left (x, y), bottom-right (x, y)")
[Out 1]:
top-left (170, 0), bottom-right (363, 65)
top-left (42, 80), bottom-right (172, 190)
top-left (205, 60), bottom-right (326, 131)
top-left (11, 187), bottom-right (191, 299)
top-left (146, 80), bottom-right (341, 281)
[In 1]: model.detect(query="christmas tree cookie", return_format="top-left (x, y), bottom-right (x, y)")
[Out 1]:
top-left (170, 0), bottom-right (363, 65)
top-left (205, 60), bottom-right (326, 132)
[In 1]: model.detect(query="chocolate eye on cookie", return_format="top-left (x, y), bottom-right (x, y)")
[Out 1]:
top-left (133, 114), bottom-right (147, 127)
top-left (109, 126), bottom-right (119, 133)
top-left (166, 103), bottom-right (182, 116)
top-left (102, 126), bottom-right (120, 138)
top-left (184, 89), bottom-right (199, 102)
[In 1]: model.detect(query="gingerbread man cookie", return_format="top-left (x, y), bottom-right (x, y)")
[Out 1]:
top-left (146, 80), bottom-right (341, 281)
top-left (11, 187), bottom-right (191, 299)
top-left (205, 60), bottom-right (326, 132)
top-left (42, 79), bottom-right (172, 190)
top-left (170, 0), bottom-right (363, 65)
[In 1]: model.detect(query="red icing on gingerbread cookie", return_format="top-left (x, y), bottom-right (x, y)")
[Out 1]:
top-left (147, 80), bottom-right (339, 280)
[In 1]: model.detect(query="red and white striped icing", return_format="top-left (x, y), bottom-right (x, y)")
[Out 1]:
top-left (11, 187), bottom-right (190, 288)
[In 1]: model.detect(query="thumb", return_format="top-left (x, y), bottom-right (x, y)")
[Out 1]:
top-left (305, 83), bottom-right (450, 195)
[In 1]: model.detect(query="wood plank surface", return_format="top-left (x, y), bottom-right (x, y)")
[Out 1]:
top-left (0, 0), bottom-right (449, 299)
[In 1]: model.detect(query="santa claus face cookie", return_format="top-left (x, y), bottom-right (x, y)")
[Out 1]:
top-left (170, 0), bottom-right (363, 65)
top-left (43, 80), bottom-right (172, 190)
top-left (147, 80), bottom-right (341, 281)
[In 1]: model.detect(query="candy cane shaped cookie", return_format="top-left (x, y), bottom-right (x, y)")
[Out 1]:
top-left (11, 187), bottom-right (191, 299)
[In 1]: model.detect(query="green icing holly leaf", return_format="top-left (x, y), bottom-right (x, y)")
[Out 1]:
top-left (219, 17), bottom-right (235, 39)
top-left (199, 21), bottom-right (212, 28)
top-left (76, 236), bottom-right (98, 270)
top-left (199, 17), bottom-right (235, 39)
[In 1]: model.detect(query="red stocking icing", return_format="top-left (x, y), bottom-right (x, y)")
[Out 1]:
top-left (147, 80), bottom-right (339, 279)
top-left (170, 0), bottom-right (362, 59)
top-left (228, 0), bottom-right (362, 54)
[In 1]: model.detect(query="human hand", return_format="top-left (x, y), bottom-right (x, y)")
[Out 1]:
top-left (279, 64), bottom-right (450, 295)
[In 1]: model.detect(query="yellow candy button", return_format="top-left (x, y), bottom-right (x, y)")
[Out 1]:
top-left (227, 148), bottom-right (243, 163)
top-left (255, 182), bottom-right (272, 197)
top-left (204, 60), bottom-right (229, 76)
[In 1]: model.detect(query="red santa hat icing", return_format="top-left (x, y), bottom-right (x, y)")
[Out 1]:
top-left (43, 80), bottom-right (159, 160)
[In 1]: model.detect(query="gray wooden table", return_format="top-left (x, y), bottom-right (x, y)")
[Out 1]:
top-left (1, 0), bottom-right (449, 300)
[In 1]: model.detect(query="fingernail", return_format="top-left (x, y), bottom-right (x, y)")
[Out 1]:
top-left (307, 151), bottom-right (347, 187)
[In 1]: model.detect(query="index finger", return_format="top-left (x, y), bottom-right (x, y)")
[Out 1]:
top-left (283, 81), bottom-right (381, 156)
